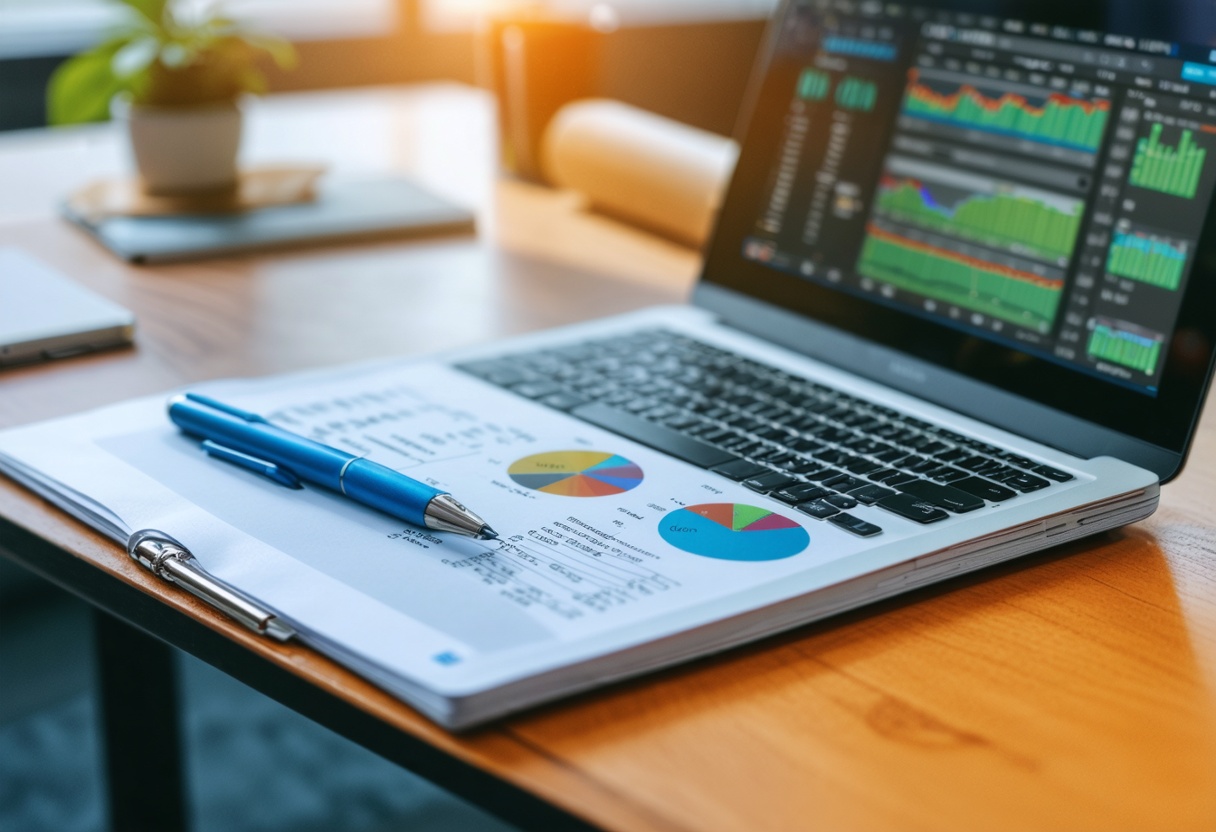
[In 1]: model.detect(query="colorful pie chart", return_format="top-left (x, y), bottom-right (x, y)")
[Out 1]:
top-left (508, 451), bottom-right (644, 497)
top-left (659, 503), bottom-right (809, 561)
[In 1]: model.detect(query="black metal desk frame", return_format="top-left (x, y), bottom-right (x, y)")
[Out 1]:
top-left (1, 518), bottom-right (597, 832)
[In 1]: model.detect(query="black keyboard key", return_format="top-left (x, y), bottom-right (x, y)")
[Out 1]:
top-left (971, 461), bottom-right (1011, 478)
top-left (902, 435), bottom-right (937, 452)
top-left (539, 392), bottom-right (587, 411)
top-left (808, 468), bottom-right (846, 482)
top-left (771, 483), bottom-right (830, 505)
top-left (797, 499), bottom-right (840, 519)
top-left (825, 493), bottom-right (859, 509)
top-left (711, 459), bottom-right (771, 482)
top-left (822, 473), bottom-right (867, 492)
top-left (724, 413), bottom-right (764, 431)
top-left (513, 381), bottom-right (565, 399)
top-left (849, 484), bottom-right (896, 505)
top-left (896, 480), bottom-right (985, 513)
top-left (979, 465), bottom-right (1014, 479)
top-left (832, 454), bottom-right (866, 470)
top-left (483, 367), bottom-right (540, 387)
top-left (930, 467), bottom-right (969, 484)
top-left (754, 447), bottom-right (792, 464)
top-left (816, 428), bottom-right (853, 443)
top-left (866, 468), bottom-right (901, 483)
top-left (743, 472), bottom-right (800, 494)
top-left (731, 441), bottom-right (768, 458)
top-left (845, 458), bottom-right (882, 475)
top-left (663, 412), bottom-right (701, 430)
top-left (623, 397), bottom-right (661, 413)
top-left (761, 451), bottom-right (799, 467)
top-left (756, 427), bottom-right (798, 443)
top-left (720, 435), bottom-right (759, 452)
top-left (571, 403), bottom-right (738, 468)
top-left (698, 427), bottom-right (736, 444)
top-left (685, 421), bottom-right (721, 437)
top-left (752, 405), bottom-right (787, 421)
top-left (1002, 473), bottom-right (1052, 493)
top-left (839, 412), bottom-right (879, 429)
top-left (951, 476), bottom-right (1018, 502)
top-left (877, 493), bottom-right (949, 523)
top-left (960, 455), bottom-right (996, 471)
top-left (790, 437), bottom-right (826, 454)
top-left (935, 447), bottom-right (970, 462)
top-left (1034, 464), bottom-right (1074, 482)
top-left (842, 438), bottom-right (885, 455)
top-left (829, 513), bottom-right (884, 537)
top-left (782, 458), bottom-right (825, 476)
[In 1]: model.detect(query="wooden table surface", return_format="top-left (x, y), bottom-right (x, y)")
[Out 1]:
top-left (2, 85), bottom-right (1214, 832)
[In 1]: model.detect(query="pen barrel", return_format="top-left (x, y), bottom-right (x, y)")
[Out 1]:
top-left (169, 397), bottom-right (353, 482)
top-left (340, 458), bottom-right (443, 527)
top-left (169, 395), bottom-right (445, 528)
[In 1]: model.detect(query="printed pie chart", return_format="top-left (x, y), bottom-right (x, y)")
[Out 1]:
top-left (508, 450), bottom-right (644, 497)
top-left (659, 503), bottom-right (809, 562)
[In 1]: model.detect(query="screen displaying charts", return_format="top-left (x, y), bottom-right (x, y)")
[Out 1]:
top-left (871, 156), bottom-right (1084, 264)
top-left (1107, 225), bottom-right (1190, 291)
top-left (659, 504), bottom-right (809, 562)
top-left (1129, 122), bottom-right (1209, 200)
top-left (508, 451), bottom-right (643, 497)
top-left (740, 4), bottom-right (1216, 395)
top-left (901, 68), bottom-right (1110, 154)
top-left (857, 156), bottom-right (1071, 333)
top-left (1086, 318), bottom-right (1165, 376)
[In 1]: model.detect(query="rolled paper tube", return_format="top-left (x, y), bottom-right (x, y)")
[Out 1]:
top-left (541, 99), bottom-right (739, 247)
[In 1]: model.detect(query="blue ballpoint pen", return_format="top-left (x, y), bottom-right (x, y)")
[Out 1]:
top-left (167, 393), bottom-right (498, 540)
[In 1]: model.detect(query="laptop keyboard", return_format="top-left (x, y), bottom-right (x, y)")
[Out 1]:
top-left (456, 329), bottom-right (1074, 537)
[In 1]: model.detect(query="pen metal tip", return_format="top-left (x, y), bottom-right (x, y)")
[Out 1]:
top-left (479, 526), bottom-right (499, 541)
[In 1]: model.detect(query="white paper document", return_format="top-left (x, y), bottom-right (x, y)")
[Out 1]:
top-left (0, 343), bottom-right (1080, 727)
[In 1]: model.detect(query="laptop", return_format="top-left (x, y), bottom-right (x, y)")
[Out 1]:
top-left (4, 0), bottom-right (1213, 729)
top-left (0, 247), bottom-right (135, 366)
top-left (451, 0), bottom-right (1216, 582)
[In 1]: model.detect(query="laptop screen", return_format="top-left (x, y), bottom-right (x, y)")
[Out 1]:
top-left (705, 0), bottom-right (1216, 458)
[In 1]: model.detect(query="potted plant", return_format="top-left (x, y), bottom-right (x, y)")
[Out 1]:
top-left (48, 0), bottom-right (295, 194)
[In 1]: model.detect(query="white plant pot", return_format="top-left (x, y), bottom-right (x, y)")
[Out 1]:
top-left (116, 100), bottom-right (243, 194)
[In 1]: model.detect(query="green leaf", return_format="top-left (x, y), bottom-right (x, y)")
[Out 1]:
top-left (49, 0), bottom-right (298, 116)
top-left (160, 41), bottom-right (191, 68)
top-left (111, 36), bottom-right (159, 78)
top-left (47, 44), bottom-right (131, 125)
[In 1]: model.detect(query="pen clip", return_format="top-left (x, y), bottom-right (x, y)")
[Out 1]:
top-left (183, 392), bottom-right (269, 423)
top-left (202, 439), bottom-right (303, 489)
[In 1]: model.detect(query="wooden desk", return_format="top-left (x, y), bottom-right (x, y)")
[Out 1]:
top-left (2, 85), bottom-right (1215, 832)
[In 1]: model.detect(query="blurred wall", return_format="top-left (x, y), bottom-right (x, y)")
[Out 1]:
top-left (261, 14), bottom-right (767, 139)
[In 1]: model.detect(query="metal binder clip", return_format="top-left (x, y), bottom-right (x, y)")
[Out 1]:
top-left (128, 530), bottom-right (297, 641)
